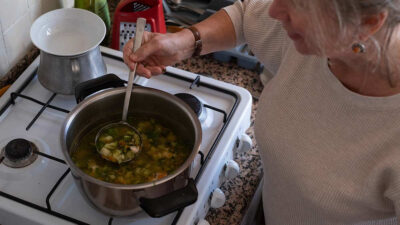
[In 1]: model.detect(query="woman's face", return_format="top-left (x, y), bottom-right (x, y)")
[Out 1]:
top-left (268, 0), bottom-right (345, 56)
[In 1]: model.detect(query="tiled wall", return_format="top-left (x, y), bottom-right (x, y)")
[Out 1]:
top-left (0, 0), bottom-right (61, 77)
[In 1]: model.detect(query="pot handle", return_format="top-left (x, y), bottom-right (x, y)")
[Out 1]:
top-left (139, 178), bottom-right (198, 218)
top-left (75, 74), bottom-right (126, 103)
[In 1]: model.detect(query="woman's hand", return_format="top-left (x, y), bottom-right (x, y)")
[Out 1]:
top-left (123, 30), bottom-right (195, 78)
top-left (123, 10), bottom-right (236, 78)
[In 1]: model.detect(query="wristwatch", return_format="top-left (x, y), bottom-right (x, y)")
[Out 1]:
top-left (187, 26), bottom-right (202, 57)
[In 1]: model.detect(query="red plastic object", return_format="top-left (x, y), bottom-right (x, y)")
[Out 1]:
top-left (111, 0), bottom-right (166, 51)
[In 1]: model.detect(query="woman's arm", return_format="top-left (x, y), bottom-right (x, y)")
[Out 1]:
top-left (123, 9), bottom-right (237, 77)
top-left (189, 9), bottom-right (237, 55)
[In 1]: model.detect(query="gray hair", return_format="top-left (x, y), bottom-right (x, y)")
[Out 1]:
top-left (332, 0), bottom-right (400, 49)
top-left (294, 0), bottom-right (400, 86)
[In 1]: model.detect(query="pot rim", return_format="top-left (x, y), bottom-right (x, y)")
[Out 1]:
top-left (60, 87), bottom-right (202, 189)
top-left (38, 46), bottom-right (101, 58)
top-left (30, 8), bottom-right (106, 56)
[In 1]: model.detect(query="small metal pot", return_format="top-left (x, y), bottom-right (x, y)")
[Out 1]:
top-left (30, 8), bottom-right (107, 95)
top-left (60, 74), bottom-right (201, 217)
top-left (38, 47), bottom-right (106, 95)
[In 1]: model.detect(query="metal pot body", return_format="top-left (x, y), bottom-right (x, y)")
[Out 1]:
top-left (61, 85), bottom-right (201, 217)
top-left (38, 46), bottom-right (106, 95)
top-left (75, 167), bottom-right (190, 216)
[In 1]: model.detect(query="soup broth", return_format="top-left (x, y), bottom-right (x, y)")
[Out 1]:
top-left (71, 117), bottom-right (191, 184)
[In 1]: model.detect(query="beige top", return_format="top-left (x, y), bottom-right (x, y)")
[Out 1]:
top-left (224, 1), bottom-right (400, 224)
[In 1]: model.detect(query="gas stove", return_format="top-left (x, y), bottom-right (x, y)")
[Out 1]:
top-left (0, 47), bottom-right (252, 225)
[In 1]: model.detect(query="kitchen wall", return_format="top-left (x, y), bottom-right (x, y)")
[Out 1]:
top-left (0, 0), bottom-right (61, 77)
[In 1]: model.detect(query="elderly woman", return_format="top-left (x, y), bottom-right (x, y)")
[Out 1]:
top-left (123, 0), bottom-right (400, 224)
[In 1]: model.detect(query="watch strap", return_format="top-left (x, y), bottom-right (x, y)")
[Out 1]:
top-left (187, 26), bottom-right (202, 57)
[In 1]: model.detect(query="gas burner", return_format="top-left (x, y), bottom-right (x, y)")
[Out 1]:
top-left (0, 139), bottom-right (38, 168)
top-left (175, 93), bottom-right (207, 123)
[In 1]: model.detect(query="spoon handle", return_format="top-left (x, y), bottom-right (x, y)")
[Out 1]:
top-left (122, 17), bottom-right (146, 122)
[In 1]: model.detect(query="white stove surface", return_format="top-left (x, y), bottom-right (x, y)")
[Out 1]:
top-left (0, 47), bottom-right (252, 225)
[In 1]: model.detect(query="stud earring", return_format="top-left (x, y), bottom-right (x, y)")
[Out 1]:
top-left (352, 43), bottom-right (366, 53)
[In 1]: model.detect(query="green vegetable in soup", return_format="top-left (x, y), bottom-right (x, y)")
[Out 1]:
top-left (96, 125), bottom-right (140, 164)
top-left (71, 118), bottom-right (191, 185)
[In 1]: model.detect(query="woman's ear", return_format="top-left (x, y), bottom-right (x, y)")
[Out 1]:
top-left (359, 11), bottom-right (388, 41)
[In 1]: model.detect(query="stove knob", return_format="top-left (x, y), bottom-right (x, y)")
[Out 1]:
top-left (210, 188), bottom-right (226, 208)
top-left (235, 134), bottom-right (252, 154)
top-left (197, 219), bottom-right (210, 225)
top-left (224, 160), bottom-right (240, 180)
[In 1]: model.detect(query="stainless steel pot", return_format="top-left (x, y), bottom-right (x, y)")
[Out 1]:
top-left (38, 47), bottom-right (106, 95)
top-left (30, 8), bottom-right (107, 95)
top-left (60, 74), bottom-right (202, 217)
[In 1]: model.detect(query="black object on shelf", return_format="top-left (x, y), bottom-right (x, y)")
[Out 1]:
top-left (213, 44), bottom-right (264, 74)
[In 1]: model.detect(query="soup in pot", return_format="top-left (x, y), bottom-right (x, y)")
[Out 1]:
top-left (71, 117), bottom-right (191, 185)
top-left (96, 124), bottom-right (141, 164)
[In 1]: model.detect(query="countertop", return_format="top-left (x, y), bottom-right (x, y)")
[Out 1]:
top-left (0, 1), bottom-right (264, 224)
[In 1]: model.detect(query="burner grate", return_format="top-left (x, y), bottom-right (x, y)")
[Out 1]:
top-left (10, 92), bottom-right (70, 131)
top-left (46, 168), bottom-right (71, 211)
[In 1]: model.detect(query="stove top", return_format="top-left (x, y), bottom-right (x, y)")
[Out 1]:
top-left (0, 47), bottom-right (252, 225)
